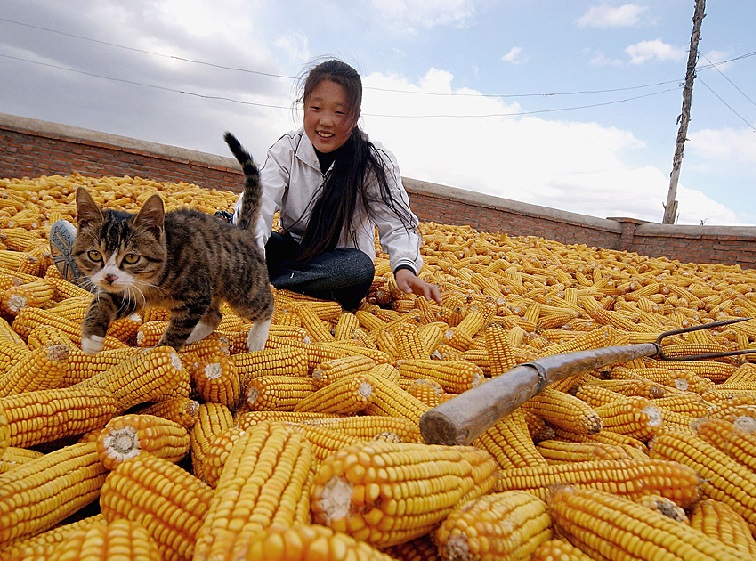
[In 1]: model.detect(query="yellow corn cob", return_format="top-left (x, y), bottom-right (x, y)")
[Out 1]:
top-left (294, 372), bottom-right (375, 415)
top-left (473, 408), bottom-right (549, 470)
top-left (232, 346), bottom-right (310, 383)
top-left (0, 403), bottom-right (8, 460)
top-left (287, 422), bottom-right (362, 463)
top-left (0, 342), bottom-right (68, 397)
top-left (364, 374), bottom-right (429, 424)
top-left (0, 316), bottom-right (25, 347)
top-left (333, 311), bottom-right (360, 340)
top-left (0, 514), bottom-right (104, 561)
top-left (442, 309), bottom-right (487, 351)
top-left (0, 442), bottom-right (108, 545)
top-left (0, 446), bottom-right (45, 475)
top-left (634, 493), bottom-right (688, 522)
top-left (25, 324), bottom-right (74, 351)
top-left (521, 387), bottom-right (603, 436)
top-left (202, 426), bottom-right (245, 488)
top-left (134, 320), bottom-right (168, 347)
top-left (626, 366), bottom-right (715, 394)
top-left (193, 421), bottom-right (313, 560)
top-left (96, 413), bottom-right (190, 470)
top-left (1, 385), bottom-right (116, 448)
top-left (193, 353), bottom-right (242, 409)
top-left (403, 377), bottom-right (445, 407)
top-left (573, 382), bottom-right (625, 407)
top-left (235, 409), bottom-right (333, 429)
top-left (416, 321), bottom-right (447, 356)
top-left (239, 523), bottom-right (397, 561)
top-left (0, 227), bottom-right (42, 252)
top-left (434, 491), bottom-right (552, 561)
top-left (45, 518), bottom-right (161, 561)
top-left (496, 457), bottom-right (700, 507)
top-left (649, 430), bottom-right (756, 533)
top-left (587, 377), bottom-right (667, 399)
top-left (106, 312), bottom-right (143, 345)
top-left (595, 395), bottom-right (663, 442)
top-left (549, 485), bottom-right (741, 561)
top-left (311, 354), bottom-right (376, 388)
top-left (719, 362), bottom-right (756, 390)
top-left (310, 440), bottom-right (497, 548)
top-left (100, 453), bottom-right (214, 561)
top-left (64, 346), bottom-right (141, 386)
top-left (397, 359), bottom-right (484, 394)
top-left (296, 304), bottom-right (335, 343)
top-left (302, 341), bottom-right (360, 370)
top-left (0, 249), bottom-right (41, 276)
top-left (297, 415), bottom-right (423, 443)
top-left (189, 402), bottom-right (234, 484)
top-left (1, 279), bottom-right (54, 316)
top-left (42, 268), bottom-right (93, 301)
top-left (133, 397), bottom-right (199, 428)
top-left (355, 309), bottom-right (388, 332)
top-left (551, 426), bottom-right (650, 458)
top-left (325, 341), bottom-right (393, 364)
top-left (367, 361), bottom-right (401, 384)
top-left (390, 321), bottom-right (430, 360)
top-left (484, 324), bottom-right (516, 376)
top-left (689, 498), bottom-right (756, 556)
top-left (530, 538), bottom-right (594, 561)
top-left (653, 359), bottom-right (737, 384)
top-left (652, 393), bottom-right (714, 418)
top-left (12, 307), bottom-right (128, 350)
top-left (182, 332), bottom-right (231, 359)
top-left (246, 375), bottom-right (316, 411)
top-left (78, 345), bottom-right (188, 413)
top-left (536, 439), bottom-right (634, 463)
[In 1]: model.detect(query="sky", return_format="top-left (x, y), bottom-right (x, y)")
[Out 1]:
top-left (2, 1), bottom-right (756, 226)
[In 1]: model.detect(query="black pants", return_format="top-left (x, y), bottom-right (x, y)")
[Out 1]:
top-left (265, 232), bottom-right (375, 310)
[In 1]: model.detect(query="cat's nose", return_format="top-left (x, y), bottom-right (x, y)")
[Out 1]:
top-left (104, 273), bottom-right (118, 284)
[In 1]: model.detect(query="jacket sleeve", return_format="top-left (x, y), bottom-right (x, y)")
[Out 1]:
top-left (234, 134), bottom-right (293, 248)
top-left (367, 145), bottom-right (424, 274)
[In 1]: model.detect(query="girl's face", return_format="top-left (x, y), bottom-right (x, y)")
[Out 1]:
top-left (303, 79), bottom-right (356, 153)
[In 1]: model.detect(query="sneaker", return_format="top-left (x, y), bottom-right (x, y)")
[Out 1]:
top-left (49, 220), bottom-right (84, 286)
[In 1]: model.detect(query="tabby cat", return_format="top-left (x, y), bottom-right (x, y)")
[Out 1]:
top-left (74, 132), bottom-right (273, 354)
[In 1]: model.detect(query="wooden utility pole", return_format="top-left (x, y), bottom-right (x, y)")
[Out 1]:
top-left (662, 0), bottom-right (706, 224)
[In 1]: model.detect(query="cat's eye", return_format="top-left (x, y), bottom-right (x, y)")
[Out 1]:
top-left (87, 250), bottom-right (102, 262)
top-left (122, 253), bottom-right (140, 265)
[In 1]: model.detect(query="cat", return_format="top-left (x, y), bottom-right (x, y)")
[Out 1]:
top-left (74, 132), bottom-right (274, 354)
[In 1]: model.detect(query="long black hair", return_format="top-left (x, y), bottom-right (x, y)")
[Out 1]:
top-left (294, 59), bottom-right (417, 261)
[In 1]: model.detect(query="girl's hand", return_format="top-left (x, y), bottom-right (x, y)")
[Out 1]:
top-left (394, 268), bottom-right (442, 304)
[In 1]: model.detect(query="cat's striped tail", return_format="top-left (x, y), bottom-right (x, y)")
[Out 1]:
top-left (224, 132), bottom-right (262, 232)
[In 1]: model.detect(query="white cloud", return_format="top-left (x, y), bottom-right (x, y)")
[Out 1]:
top-left (360, 69), bottom-right (739, 225)
top-left (688, 128), bottom-right (756, 166)
top-left (626, 39), bottom-right (685, 64)
top-left (587, 49), bottom-right (623, 66)
top-left (578, 3), bottom-right (647, 28)
top-left (501, 47), bottom-right (526, 65)
top-left (370, 0), bottom-right (480, 32)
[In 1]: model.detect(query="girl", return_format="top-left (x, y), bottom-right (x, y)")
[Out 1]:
top-left (239, 58), bottom-right (441, 310)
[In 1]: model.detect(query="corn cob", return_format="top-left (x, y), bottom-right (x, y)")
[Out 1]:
top-left (294, 372), bottom-right (375, 415)
top-left (311, 353), bottom-right (377, 388)
top-left (45, 518), bottom-right (161, 561)
top-left (232, 345), bottom-right (310, 383)
top-left (403, 377), bottom-right (445, 407)
top-left (297, 414), bottom-right (423, 443)
top-left (12, 307), bottom-right (128, 350)
top-left (397, 359), bottom-right (484, 394)
top-left (495, 457), bottom-right (700, 507)
top-left (1, 385), bottom-right (116, 448)
top-left (310, 440), bottom-right (497, 548)
top-left (0, 446), bottom-right (45, 475)
top-left (382, 534), bottom-right (442, 561)
top-left (1, 279), bottom-right (54, 316)
top-left (133, 397), bottom-right (199, 428)
top-left (0, 514), bottom-right (104, 561)
top-left (587, 377), bottom-right (667, 399)
top-left (483, 324), bottom-right (516, 376)
top-left (100, 453), bottom-right (214, 561)
top-left (521, 387), bottom-right (603, 435)
top-left (246, 375), bottom-right (316, 411)
top-left (239, 522), bottom-right (397, 560)
top-left (287, 422), bottom-right (362, 463)
top-left (691, 416), bottom-right (756, 471)
top-left (549, 484), bottom-right (742, 561)
top-left (235, 410), bottom-right (333, 430)
top-left (649, 430), bottom-right (756, 533)
top-left (595, 395), bottom-right (663, 442)
top-left (192, 353), bottom-right (242, 408)
top-left (0, 342), bottom-right (69, 397)
top-left (193, 421), bottom-right (313, 560)
top-left (78, 345), bottom-right (187, 413)
top-left (189, 402), bottom-right (234, 484)
top-left (364, 374), bottom-right (429, 424)
top-left (0, 249), bottom-right (41, 276)
top-left (442, 309), bottom-right (487, 351)
top-left (689, 498), bottom-right (756, 556)
top-left (296, 304), bottom-right (335, 343)
top-left (390, 321), bottom-right (430, 360)
top-left (536, 439), bottom-right (634, 463)
top-left (573, 382), bottom-right (625, 407)
top-left (96, 413), bottom-right (190, 470)
top-left (0, 442), bottom-right (108, 545)
top-left (434, 491), bottom-right (552, 561)
top-left (719, 362), bottom-right (756, 390)
top-left (530, 538), bottom-right (594, 561)
top-left (649, 358), bottom-right (737, 384)
top-left (473, 408), bottom-right (548, 470)
top-left (202, 426), bottom-right (245, 488)
top-left (634, 493), bottom-right (688, 522)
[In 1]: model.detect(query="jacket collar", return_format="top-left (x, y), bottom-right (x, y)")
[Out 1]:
top-left (293, 128), bottom-right (321, 172)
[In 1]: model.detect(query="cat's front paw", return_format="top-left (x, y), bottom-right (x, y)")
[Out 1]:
top-left (81, 334), bottom-right (105, 355)
top-left (246, 318), bottom-right (271, 352)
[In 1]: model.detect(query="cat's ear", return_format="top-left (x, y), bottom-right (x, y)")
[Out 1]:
top-left (75, 188), bottom-right (104, 230)
top-left (134, 194), bottom-right (165, 238)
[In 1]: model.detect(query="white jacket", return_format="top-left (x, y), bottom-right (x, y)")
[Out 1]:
top-left (236, 128), bottom-right (424, 274)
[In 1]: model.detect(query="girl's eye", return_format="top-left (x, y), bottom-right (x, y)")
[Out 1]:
top-left (87, 250), bottom-right (102, 262)
top-left (122, 254), bottom-right (140, 265)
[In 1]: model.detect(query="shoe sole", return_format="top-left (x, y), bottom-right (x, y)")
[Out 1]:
top-left (49, 221), bottom-right (83, 285)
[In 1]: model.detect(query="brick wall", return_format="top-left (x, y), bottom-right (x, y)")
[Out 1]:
top-left (2, 112), bottom-right (756, 269)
